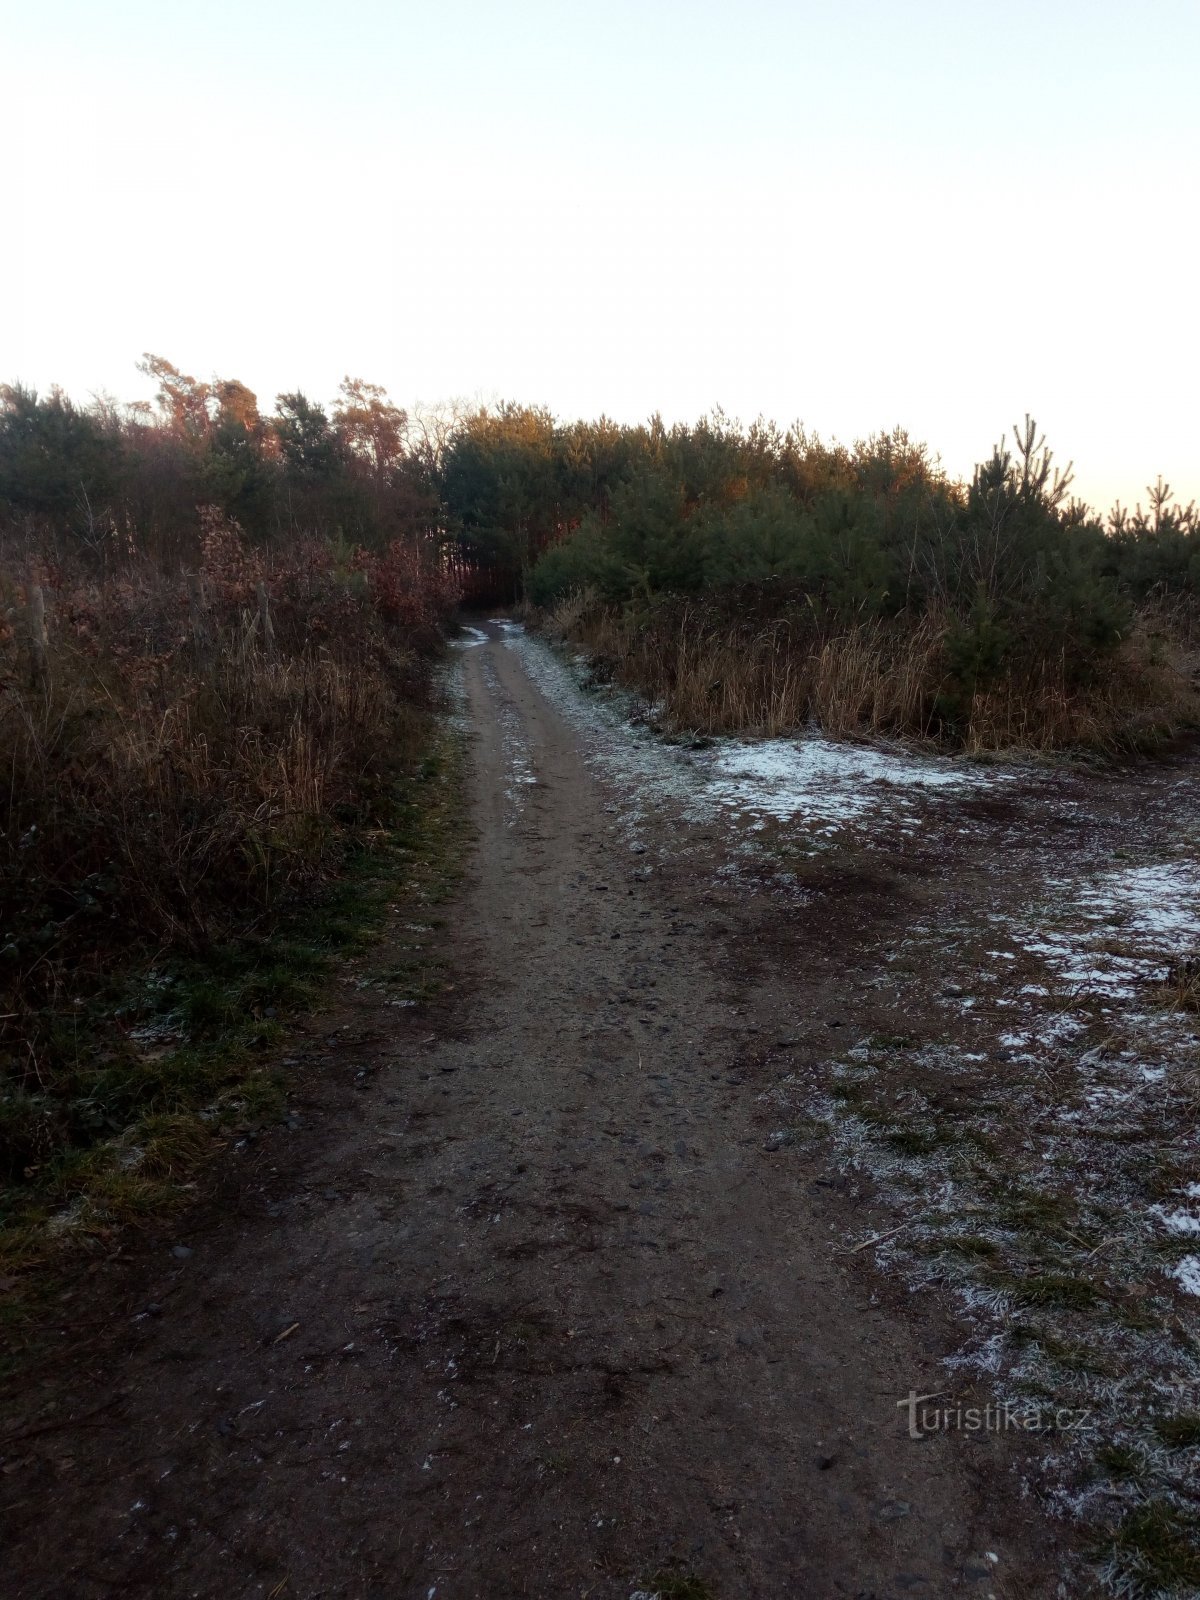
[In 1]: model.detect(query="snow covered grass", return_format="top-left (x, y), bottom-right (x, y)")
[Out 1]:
top-left (700, 735), bottom-right (996, 831)
top-left (507, 628), bottom-right (1011, 844)
top-left (765, 854), bottom-right (1200, 1597)
top-left (777, 1015), bottom-right (1200, 1594)
top-left (1015, 861), bottom-right (1200, 1003)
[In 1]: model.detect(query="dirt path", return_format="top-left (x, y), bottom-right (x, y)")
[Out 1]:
top-left (12, 620), bottom-right (1197, 1599)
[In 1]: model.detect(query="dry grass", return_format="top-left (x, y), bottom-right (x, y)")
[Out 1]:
top-left (546, 593), bottom-right (1198, 753)
top-left (0, 517), bottom-right (456, 1192)
top-left (1157, 956), bottom-right (1200, 1016)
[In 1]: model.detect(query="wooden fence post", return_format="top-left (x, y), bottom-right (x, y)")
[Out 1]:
top-left (27, 583), bottom-right (48, 689)
top-left (256, 580), bottom-right (276, 659)
top-left (187, 572), bottom-right (213, 661)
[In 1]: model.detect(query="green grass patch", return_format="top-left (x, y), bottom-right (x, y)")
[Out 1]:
top-left (1014, 1271), bottom-right (1102, 1311)
top-left (1154, 1415), bottom-right (1200, 1451)
top-left (940, 1232), bottom-right (1000, 1260)
top-left (1037, 1333), bottom-right (1113, 1376)
top-left (640, 1569), bottom-right (717, 1600)
top-left (1102, 1500), bottom-right (1200, 1596)
top-left (1096, 1443), bottom-right (1146, 1481)
top-left (883, 1123), bottom-right (944, 1157)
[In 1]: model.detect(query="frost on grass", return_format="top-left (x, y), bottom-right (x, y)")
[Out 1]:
top-left (700, 737), bottom-right (991, 831)
top-left (788, 852), bottom-right (1200, 1595)
top-left (791, 1025), bottom-right (1200, 1593)
top-left (1150, 1207), bottom-right (1200, 1238)
top-left (1016, 860), bottom-right (1200, 1002)
top-left (438, 653), bottom-right (472, 737)
top-left (508, 630), bottom-right (1008, 845)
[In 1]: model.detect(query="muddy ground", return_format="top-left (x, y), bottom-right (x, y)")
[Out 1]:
top-left (4, 619), bottom-right (1199, 1599)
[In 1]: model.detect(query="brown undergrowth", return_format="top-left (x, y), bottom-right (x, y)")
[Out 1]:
top-left (543, 589), bottom-right (1198, 754)
top-left (0, 516), bottom-right (459, 1261)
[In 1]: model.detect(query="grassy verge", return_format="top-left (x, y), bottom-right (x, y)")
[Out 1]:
top-left (2, 528), bottom-right (461, 1311)
top-left (781, 926), bottom-right (1200, 1597)
top-left (0, 724), bottom-right (467, 1313)
top-left (535, 591), bottom-right (1198, 755)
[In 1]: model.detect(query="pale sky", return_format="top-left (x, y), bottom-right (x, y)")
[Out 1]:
top-left (3, 0), bottom-right (1198, 514)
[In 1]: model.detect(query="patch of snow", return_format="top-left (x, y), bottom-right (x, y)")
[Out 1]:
top-left (700, 737), bottom-right (992, 829)
top-left (505, 631), bottom-right (1005, 841)
top-left (1017, 860), bottom-right (1200, 1003)
top-left (450, 625), bottom-right (489, 649)
top-left (1170, 1256), bottom-right (1200, 1295)
top-left (1076, 863), bottom-right (1200, 948)
top-left (1152, 1207), bottom-right (1200, 1236)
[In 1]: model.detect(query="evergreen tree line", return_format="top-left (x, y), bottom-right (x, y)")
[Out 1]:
top-left (3, 363), bottom-right (1198, 666)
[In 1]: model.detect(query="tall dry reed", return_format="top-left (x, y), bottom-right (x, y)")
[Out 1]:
top-left (549, 594), bottom-right (1196, 753)
top-left (1, 518), bottom-right (456, 1174)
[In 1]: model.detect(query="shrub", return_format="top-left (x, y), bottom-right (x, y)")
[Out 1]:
top-left (527, 416), bottom-right (1197, 749)
top-left (0, 516), bottom-right (456, 1190)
